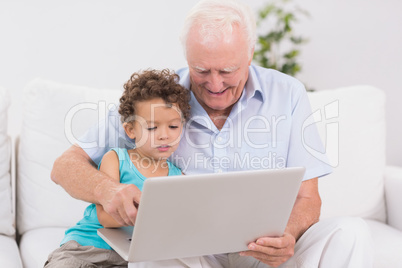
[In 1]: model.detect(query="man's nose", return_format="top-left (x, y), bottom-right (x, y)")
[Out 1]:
top-left (208, 72), bottom-right (224, 92)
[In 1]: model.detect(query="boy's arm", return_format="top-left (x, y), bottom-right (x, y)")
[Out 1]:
top-left (51, 145), bottom-right (141, 226)
top-left (96, 150), bottom-right (131, 228)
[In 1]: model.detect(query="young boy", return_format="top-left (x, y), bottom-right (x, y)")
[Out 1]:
top-left (44, 69), bottom-right (191, 267)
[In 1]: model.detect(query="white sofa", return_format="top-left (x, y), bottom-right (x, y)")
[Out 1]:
top-left (1, 79), bottom-right (402, 267)
top-left (0, 87), bottom-right (23, 268)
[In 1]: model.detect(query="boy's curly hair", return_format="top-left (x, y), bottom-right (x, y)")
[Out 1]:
top-left (119, 69), bottom-right (191, 123)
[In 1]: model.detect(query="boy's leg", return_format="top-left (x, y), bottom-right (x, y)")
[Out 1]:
top-left (44, 240), bottom-right (127, 268)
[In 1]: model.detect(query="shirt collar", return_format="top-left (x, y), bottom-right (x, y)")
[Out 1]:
top-left (244, 64), bottom-right (265, 102)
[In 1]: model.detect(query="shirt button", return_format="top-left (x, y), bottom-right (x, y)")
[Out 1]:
top-left (217, 137), bottom-right (222, 142)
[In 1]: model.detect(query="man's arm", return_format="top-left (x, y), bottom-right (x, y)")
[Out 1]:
top-left (240, 178), bottom-right (321, 267)
top-left (51, 144), bottom-right (141, 226)
top-left (285, 178), bottom-right (321, 239)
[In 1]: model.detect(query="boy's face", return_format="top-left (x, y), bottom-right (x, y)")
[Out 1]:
top-left (124, 98), bottom-right (184, 161)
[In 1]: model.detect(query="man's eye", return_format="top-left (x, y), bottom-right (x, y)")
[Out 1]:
top-left (197, 70), bottom-right (209, 74)
top-left (147, 127), bottom-right (157, 131)
top-left (220, 70), bottom-right (233, 75)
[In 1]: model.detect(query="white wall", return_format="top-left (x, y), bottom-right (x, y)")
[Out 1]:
top-left (1, 0), bottom-right (401, 166)
top-left (294, 0), bottom-right (402, 167)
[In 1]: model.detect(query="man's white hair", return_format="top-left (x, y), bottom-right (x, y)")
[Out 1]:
top-left (180, 0), bottom-right (256, 60)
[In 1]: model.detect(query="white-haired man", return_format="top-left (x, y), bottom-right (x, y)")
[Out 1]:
top-left (51, 0), bottom-right (373, 267)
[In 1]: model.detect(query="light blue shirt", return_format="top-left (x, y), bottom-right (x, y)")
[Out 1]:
top-left (78, 65), bottom-right (331, 180)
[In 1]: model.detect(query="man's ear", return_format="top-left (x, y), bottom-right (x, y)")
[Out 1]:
top-left (123, 122), bottom-right (136, 139)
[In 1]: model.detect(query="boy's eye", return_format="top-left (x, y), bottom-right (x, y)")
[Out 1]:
top-left (169, 125), bottom-right (179, 129)
top-left (147, 127), bottom-right (157, 131)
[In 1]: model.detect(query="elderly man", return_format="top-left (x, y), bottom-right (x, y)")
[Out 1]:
top-left (51, 0), bottom-right (373, 267)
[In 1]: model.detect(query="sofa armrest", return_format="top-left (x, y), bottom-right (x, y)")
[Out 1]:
top-left (10, 135), bottom-right (18, 234)
top-left (385, 165), bottom-right (402, 231)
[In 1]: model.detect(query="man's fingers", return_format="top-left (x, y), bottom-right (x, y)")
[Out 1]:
top-left (246, 242), bottom-right (292, 257)
top-left (117, 185), bottom-right (141, 225)
top-left (122, 199), bottom-right (138, 226)
top-left (109, 209), bottom-right (127, 226)
top-left (103, 183), bottom-right (141, 226)
top-left (255, 236), bottom-right (291, 249)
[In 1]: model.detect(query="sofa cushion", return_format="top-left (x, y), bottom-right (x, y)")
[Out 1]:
top-left (307, 86), bottom-right (386, 222)
top-left (0, 87), bottom-right (14, 236)
top-left (0, 235), bottom-right (23, 268)
top-left (17, 79), bottom-right (122, 235)
top-left (365, 219), bottom-right (402, 268)
top-left (19, 227), bottom-right (65, 268)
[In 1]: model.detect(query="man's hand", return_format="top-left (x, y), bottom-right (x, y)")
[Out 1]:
top-left (96, 180), bottom-right (142, 226)
top-left (239, 232), bottom-right (296, 267)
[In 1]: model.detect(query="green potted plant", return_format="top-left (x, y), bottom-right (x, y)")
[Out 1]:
top-left (253, 0), bottom-right (309, 78)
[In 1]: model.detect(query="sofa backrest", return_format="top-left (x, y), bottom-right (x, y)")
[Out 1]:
top-left (307, 86), bottom-right (386, 222)
top-left (0, 87), bottom-right (15, 236)
top-left (17, 79), bottom-right (121, 235)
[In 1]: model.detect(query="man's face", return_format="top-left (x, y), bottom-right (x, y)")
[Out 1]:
top-left (186, 25), bottom-right (253, 115)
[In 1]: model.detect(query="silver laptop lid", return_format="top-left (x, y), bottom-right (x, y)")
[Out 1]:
top-left (124, 167), bottom-right (305, 262)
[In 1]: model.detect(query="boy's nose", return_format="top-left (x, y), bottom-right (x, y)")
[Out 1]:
top-left (158, 135), bottom-right (168, 140)
top-left (158, 128), bottom-right (169, 140)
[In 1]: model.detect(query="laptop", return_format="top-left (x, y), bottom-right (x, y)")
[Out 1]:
top-left (97, 167), bottom-right (305, 263)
